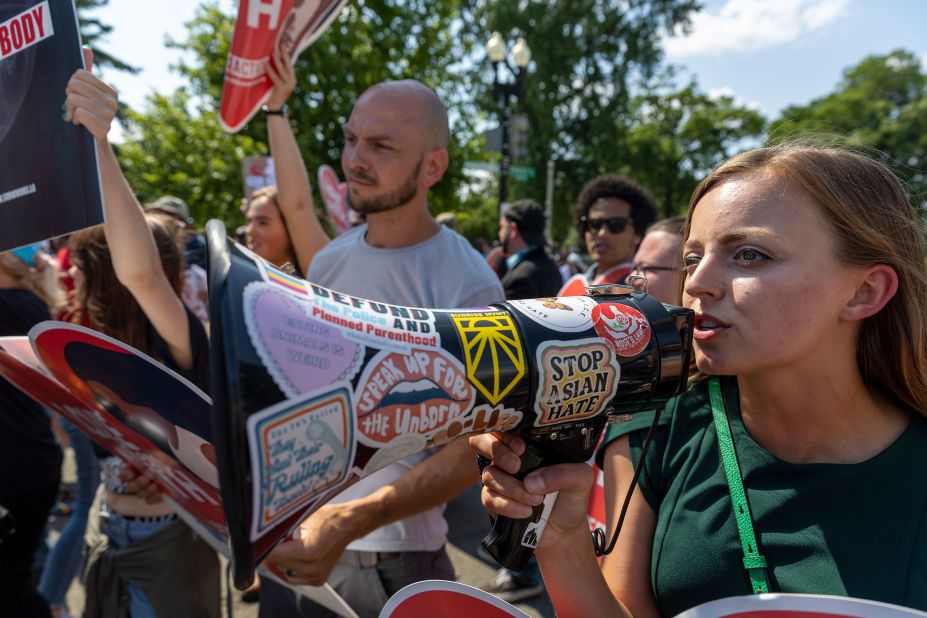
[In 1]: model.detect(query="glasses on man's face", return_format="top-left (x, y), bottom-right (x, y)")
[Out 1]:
top-left (581, 216), bottom-right (633, 234)
top-left (631, 263), bottom-right (680, 275)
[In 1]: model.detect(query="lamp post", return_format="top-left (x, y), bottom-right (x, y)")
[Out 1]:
top-left (486, 31), bottom-right (531, 213)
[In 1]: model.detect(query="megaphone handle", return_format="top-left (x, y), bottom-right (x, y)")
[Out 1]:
top-left (480, 442), bottom-right (555, 571)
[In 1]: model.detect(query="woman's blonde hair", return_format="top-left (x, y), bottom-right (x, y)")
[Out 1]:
top-left (681, 143), bottom-right (927, 414)
top-left (0, 251), bottom-right (62, 310)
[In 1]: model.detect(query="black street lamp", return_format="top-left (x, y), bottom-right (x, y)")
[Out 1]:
top-left (486, 31), bottom-right (531, 213)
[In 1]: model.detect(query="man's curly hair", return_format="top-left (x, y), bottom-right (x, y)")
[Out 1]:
top-left (573, 174), bottom-right (657, 238)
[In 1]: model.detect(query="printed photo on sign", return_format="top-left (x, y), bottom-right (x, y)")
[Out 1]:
top-left (507, 296), bottom-right (597, 333)
top-left (0, 331), bottom-right (225, 532)
top-left (355, 348), bottom-right (475, 447)
top-left (247, 385), bottom-right (355, 540)
top-left (307, 283), bottom-right (440, 352)
top-left (244, 282), bottom-right (363, 398)
top-left (534, 339), bottom-right (620, 427)
top-left (0, 0), bottom-right (104, 251)
top-left (449, 310), bottom-right (525, 405)
top-left (591, 303), bottom-right (651, 357)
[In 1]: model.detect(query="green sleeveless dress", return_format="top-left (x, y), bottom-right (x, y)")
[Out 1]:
top-left (598, 378), bottom-right (927, 616)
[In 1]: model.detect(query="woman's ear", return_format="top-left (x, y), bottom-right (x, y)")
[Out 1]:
top-left (840, 264), bottom-right (898, 322)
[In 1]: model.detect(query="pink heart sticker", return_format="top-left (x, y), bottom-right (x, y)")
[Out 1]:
top-left (244, 282), bottom-right (363, 397)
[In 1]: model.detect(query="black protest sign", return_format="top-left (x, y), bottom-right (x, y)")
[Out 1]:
top-left (0, 0), bottom-right (103, 252)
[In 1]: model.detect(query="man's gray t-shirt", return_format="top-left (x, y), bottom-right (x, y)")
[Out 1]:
top-left (307, 223), bottom-right (504, 552)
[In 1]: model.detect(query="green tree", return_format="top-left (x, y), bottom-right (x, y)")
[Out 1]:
top-left (466, 0), bottom-right (701, 241)
top-left (769, 50), bottom-right (927, 202)
top-left (625, 78), bottom-right (766, 217)
top-left (114, 89), bottom-right (264, 224)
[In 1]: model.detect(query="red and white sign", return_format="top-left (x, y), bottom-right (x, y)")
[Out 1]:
top-left (0, 1), bottom-right (53, 61)
top-left (592, 303), bottom-right (651, 357)
top-left (675, 593), bottom-right (927, 618)
top-left (318, 164), bottom-right (350, 235)
top-left (380, 580), bottom-right (531, 618)
top-left (0, 342), bottom-right (225, 532)
top-left (219, 0), bottom-right (350, 132)
top-left (244, 155), bottom-right (276, 199)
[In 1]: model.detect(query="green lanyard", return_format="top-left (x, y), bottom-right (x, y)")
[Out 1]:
top-left (708, 377), bottom-right (770, 595)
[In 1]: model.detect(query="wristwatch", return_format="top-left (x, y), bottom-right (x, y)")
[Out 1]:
top-left (262, 104), bottom-right (288, 116)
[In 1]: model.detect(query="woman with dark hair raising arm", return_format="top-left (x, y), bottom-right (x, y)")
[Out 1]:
top-left (64, 49), bottom-right (219, 618)
top-left (472, 144), bottom-right (927, 616)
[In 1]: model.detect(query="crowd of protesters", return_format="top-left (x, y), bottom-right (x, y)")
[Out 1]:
top-left (1, 38), bottom-right (925, 618)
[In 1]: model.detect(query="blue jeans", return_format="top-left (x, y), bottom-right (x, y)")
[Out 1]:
top-left (38, 419), bottom-right (100, 606)
top-left (100, 508), bottom-right (175, 618)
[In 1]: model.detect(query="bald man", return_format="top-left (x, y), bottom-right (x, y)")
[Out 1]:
top-left (260, 73), bottom-right (504, 618)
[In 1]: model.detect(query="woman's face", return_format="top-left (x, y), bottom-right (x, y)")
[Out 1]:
top-left (245, 196), bottom-right (293, 267)
top-left (682, 172), bottom-right (863, 376)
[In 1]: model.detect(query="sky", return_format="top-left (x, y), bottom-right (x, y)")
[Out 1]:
top-left (89, 0), bottom-right (927, 124)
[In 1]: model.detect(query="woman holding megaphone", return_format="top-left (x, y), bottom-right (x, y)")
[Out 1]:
top-left (472, 145), bottom-right (927, 616)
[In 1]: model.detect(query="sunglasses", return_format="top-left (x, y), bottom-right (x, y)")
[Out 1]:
top-left (581, 216), bottom-right (633, 234)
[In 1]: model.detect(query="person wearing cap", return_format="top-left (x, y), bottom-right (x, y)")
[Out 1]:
top-left (146, 195), bottom-right (193, 225)
top-left (496, 199), bottom-right (562, 301)
top-left (144, 196), bottom-right (208, 270)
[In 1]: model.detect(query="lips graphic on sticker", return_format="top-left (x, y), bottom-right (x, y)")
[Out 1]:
top-left (591, 303), bottom-right (651, 357)
top-left (355, 348), bottom-right (476, 446)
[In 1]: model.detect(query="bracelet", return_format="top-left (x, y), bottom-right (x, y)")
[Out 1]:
top-left (262, 104), bottom-right (288, 116)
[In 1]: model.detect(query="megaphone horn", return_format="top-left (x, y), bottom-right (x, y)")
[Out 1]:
top-left (206, 219), bottom-right (694, 589)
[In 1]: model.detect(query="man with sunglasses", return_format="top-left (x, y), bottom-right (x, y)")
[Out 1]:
top-left (559, 173), bottom-right (657, 296)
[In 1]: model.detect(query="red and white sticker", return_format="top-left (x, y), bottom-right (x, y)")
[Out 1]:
top-left (355, 348), bottom-right (475, 446)
top-left (592, 303), bottom-right (651, 357)
top-left (0, 1), bottom-right (53, 61)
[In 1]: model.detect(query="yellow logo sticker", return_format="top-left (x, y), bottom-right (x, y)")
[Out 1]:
top-left (449, 311), bottom-right (526, 405)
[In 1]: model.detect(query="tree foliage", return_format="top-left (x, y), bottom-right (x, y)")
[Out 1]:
top-left (624, 76), bottom-right (765, 217)
top-left (769, 50), bottom-right (927, 203)
top-left (114, 89), bottom-right (264, 224)
top-left (466, 0), bottom-right (701, 241)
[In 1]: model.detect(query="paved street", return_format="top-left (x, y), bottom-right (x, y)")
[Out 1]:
top-left (55, 448), bottom-right (554, 617)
